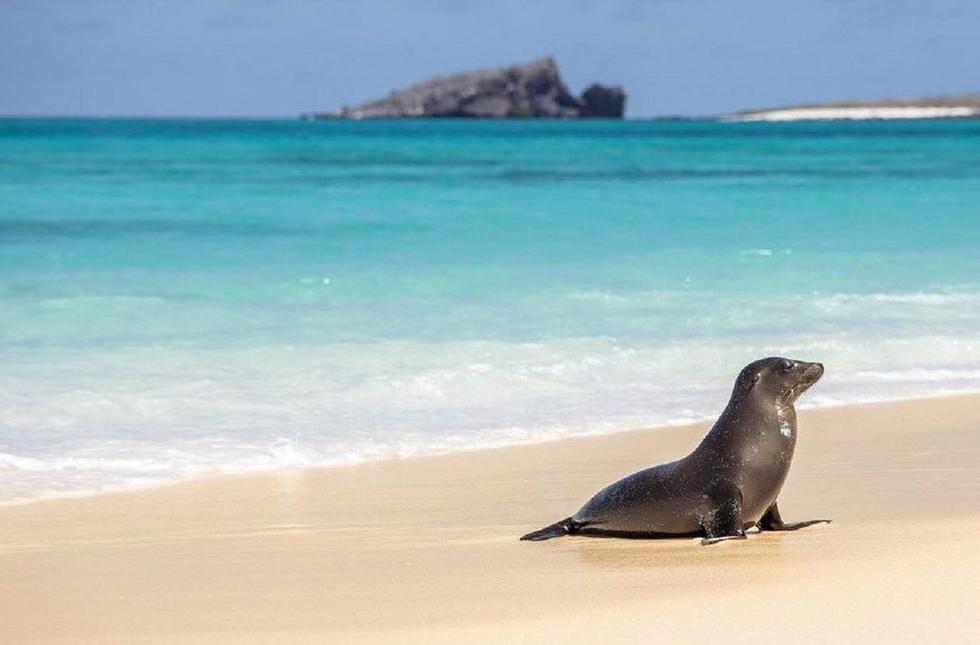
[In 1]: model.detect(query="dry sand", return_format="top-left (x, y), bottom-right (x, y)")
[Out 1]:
top-left (1, 395), bottom-right (978, 643)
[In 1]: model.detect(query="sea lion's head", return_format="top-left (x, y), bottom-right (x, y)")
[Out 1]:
top-left (734, 357), bottom-right (823, 406)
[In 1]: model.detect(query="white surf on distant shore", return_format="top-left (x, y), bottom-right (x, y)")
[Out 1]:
top-left (731, 106), bottom-right (980, 122)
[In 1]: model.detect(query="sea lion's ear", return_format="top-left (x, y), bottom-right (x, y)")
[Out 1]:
top-left (747, 371), bottom-right (762, 391)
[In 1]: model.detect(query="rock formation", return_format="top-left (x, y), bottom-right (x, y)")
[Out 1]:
top-left (308, 57), bottom-right (625, 119)
top-left (579, 83), bottom-right (627, 118)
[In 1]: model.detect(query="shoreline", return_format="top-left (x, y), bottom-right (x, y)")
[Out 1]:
top-left (3, 388), bottom-right (979, 508)
top-left (729, 105), bottom-right (980, 121)
top-left (1, 394), bottom-right (978, 643)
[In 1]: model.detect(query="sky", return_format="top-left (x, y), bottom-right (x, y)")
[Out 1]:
top-left (1, 0), bottom-right (978, 118)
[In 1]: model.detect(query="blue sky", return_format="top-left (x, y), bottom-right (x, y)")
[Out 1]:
top-left (1, 0), bottom-right (978, 117)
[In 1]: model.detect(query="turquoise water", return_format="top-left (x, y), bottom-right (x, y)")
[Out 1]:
top-left (1, 118), bottom-right (979, 501)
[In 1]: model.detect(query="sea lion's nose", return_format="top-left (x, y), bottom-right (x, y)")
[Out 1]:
top-left (810, 362), bottom-right (824, 377)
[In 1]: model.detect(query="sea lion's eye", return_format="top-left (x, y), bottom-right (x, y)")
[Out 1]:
top-left (781, 360), bottom-right (793, 372)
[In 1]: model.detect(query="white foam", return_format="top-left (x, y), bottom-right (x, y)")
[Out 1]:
top-left (2, 295), bottom-right (979, 504)
top-left (853, 368), bottom-right (980, 382)
top-left (566, 290), bottom-right (629, 302)
top-left (814, 292), bottom-right (980, 307)
top-left (4, 376), bottom-right (978, 507)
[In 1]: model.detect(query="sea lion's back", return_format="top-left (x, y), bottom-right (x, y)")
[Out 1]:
top-left (572, 460), bottom-right (702, 534)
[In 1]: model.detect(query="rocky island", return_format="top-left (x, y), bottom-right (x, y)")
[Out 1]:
top-left (306, 57), bottom-right (625, 119)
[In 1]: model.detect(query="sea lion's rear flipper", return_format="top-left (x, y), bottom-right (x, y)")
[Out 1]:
top-left (757, 501), bottom-right (831, 532)
top-left (520, 517), bottom-right (574, 541)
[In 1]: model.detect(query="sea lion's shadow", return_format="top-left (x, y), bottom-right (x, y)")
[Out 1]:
top-left (566, 528), bottom-right (790, 569)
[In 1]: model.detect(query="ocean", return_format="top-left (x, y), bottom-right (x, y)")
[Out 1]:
top-left (1, 118), bottom-right (978, 503)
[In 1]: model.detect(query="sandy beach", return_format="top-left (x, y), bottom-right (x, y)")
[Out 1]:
top-left (1, 394), bottom-right (978, 643)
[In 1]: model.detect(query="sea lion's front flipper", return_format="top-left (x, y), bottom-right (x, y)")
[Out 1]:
top-left (757, 501), bottom-right (831, 532)
top-left (701, 486), bottom-right (747, 545)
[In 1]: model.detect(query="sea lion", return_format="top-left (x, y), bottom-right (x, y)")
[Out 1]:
top-left (520, 357), bottom-right (830, 545)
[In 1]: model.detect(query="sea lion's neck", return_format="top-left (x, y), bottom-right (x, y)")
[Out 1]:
top-left (774, 401), bottom-right (797, 439)
top-left (699, 396), bottom-right (795, 451)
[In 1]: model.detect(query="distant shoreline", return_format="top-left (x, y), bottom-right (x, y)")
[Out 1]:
top-left (728, 95), bottom-right (980, 122)
top-left (730, 106), bottom-right (980, 122)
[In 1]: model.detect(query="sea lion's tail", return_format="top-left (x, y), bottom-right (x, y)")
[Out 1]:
top-left (520, 517), bottom-right (574, 541)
